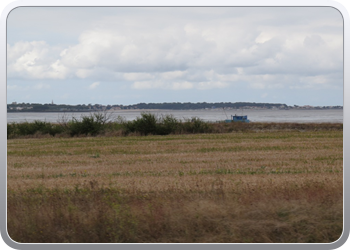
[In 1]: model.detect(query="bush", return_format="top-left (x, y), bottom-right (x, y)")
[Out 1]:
top-left (67, 114), bottom-right (106, 136)
top-left (156, 115), bottom-right (179, 135)
top-left (7, 120), bottom-right (65, 139)
top-left (122, 113), bottom-right (158, 136)
top-left (7, 123), bottom-right (16, 139)
top-left (7, 113), bottom-right (343, 139)
top-left (180, 117), bottom-right (212, 134)
top-left (121, 114), bottom-right (214, 136)
top-left (48, 124), bottom-right (65, 136)
top-left (122, 113), bottom-right (182, 136)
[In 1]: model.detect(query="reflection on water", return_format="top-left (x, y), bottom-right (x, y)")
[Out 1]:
top-left (7, 109), bottom-right (343, 123)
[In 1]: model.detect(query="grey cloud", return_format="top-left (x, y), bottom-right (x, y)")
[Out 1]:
top-left (304, 35), bottom-right (325, 48)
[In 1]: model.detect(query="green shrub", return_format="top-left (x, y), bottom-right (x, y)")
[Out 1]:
top-left (48, 124), bottom-right (65, 136)
top-left (67, 114), bottom-right (105, 136)
top-left (180, 117), bottom-right (212, 134)
top-left (7, 123), bottom-right (17, 139)
top-left (9, 120), bottom-right (65, 138)
top-left (16, 121), bottom-right (46, 136)
top-left (7, 113), bottom-right (343, 139)
top-left (156, 115), bottom-right (179, 135)
top-left (121, 114), bottom-right (212, 136)
top-left (123, 113), bottom-right (158, 135)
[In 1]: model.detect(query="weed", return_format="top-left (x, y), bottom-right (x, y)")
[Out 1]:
top-left (90, 153), bottom-right (100, 158)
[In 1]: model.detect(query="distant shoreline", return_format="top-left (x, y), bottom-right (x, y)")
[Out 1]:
top-left (7, 107), bottom-right (343, 113)
top-left (7, 102), bottom-right (343, 113)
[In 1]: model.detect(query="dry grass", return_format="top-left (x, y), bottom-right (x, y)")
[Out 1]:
top-left (7, 129), bottom-right (343, 243)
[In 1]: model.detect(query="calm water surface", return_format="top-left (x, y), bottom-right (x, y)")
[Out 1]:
top-left (7, 109), bottom-right (343, 123)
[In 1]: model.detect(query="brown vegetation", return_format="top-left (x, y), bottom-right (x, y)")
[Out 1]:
top-left (7, 128), bottom-right (343, 243)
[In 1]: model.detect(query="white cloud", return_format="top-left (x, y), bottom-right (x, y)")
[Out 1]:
top-left (132, 80), bottom-right (194, 90)
top-left (132, 81), bottom-right (157, 89)
top-left (131, 79), bottom-right (230, 90)
top-left (255, 32), bottom-right (272, 44)
top-left (160, 71), bottom-right (186, 80)
top-left (7, 41), bottom-right (70, 79)
top-left (33, 83), bottom-right (50, 90)
top-left (171, 81), bottom-right (194, 90)
top-left (76, 69), bottom-right (92, 79)
top-left (250, 82), bottom-right (266, 89)
top-left (7, 7), bottom-right (343, 93)
top-left (290, 75), bottom-right (341, 89)
top-left (7, 85), bottom-right (20, 90)
top-left (47, 60), bottom-right (70, 79)
top-left (88, 82), bottom-right (100, 89)
top-left (123, 73), bottom-right (155, 81)
top-left (197, 81), bottom-right (228, 90)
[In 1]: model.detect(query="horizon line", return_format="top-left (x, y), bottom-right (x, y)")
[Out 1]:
top-left (6, 101), bottom-right (343, 107)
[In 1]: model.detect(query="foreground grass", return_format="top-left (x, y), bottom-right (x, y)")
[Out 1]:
top-left (7, 129), bottom-right (343, 243)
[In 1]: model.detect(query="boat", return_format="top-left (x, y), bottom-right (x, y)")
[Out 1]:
top-left (225, 114), bottom-right (250, 123)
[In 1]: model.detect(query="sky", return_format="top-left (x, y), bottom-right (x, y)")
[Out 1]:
top-left (6, 7), bottom-right (344, 106)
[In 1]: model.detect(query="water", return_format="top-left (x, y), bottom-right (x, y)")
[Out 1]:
top-left (7, 109), bottom-right (343, 123)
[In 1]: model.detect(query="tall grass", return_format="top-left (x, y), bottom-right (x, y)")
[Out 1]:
top-left (7, 177), bottom-right (343, 243)
top-left (7, 131), bottom-right (343, 243)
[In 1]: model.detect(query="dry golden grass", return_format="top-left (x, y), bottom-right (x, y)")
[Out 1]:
top-left (7, 129), bottom-right (343, 243)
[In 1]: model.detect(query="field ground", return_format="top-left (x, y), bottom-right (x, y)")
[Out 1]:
top-left (7, 129), bottom-right (343, 243)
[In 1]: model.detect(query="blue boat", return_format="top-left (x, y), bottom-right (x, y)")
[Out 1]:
top-left (225, 114), bottom-right (250, 123)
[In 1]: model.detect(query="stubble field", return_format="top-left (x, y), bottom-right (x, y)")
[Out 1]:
top-left (7, 128), bottom-right (343, 243)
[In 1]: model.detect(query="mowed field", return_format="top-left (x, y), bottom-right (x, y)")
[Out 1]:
top-left (7, 129), bottom-right (343, 243)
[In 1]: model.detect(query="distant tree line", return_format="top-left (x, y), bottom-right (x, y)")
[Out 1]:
top-left (7, 102), bottom-right (289, 112)
top-left (127, 102), bottom-right (287, 110)
top-left (8, 103), bottom-right (94, 112)
top-left (7, 101), bottom-right (342, 112)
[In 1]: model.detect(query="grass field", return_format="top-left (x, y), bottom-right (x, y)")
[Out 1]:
top-left (7, 127), bottom-right (343, 243)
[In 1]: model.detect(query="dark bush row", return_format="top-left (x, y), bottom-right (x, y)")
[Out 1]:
top-left (7, 113), bottom-right (212, 139)
top-left (122, 113), bottom-right (211, 135)
top-left (7, 112), bottom-right (343, 139)
top-left (7, 121), bottom-right (65, 138)
top-left (66, 113), bottom-right (109, 136)
top-left (7, 113), bottom-right (111, 139)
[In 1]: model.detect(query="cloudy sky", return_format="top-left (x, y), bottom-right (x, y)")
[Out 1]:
top-left (7, 7), bottom-right (343, 106)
